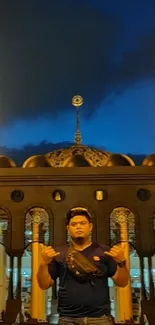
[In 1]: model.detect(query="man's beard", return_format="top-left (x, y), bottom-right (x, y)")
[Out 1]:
top-left (72, 236), bottom-right (85, 244)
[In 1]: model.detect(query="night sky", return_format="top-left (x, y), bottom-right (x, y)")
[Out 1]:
top-left (1, 0), bottom-right (155, 154)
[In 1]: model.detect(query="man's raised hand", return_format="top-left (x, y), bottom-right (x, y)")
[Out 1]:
top-left (41, 245), bottom-right (60, 265)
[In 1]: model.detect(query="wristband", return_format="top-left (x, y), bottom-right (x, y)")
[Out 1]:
top-left (117, 260), bottom-right (126, 268)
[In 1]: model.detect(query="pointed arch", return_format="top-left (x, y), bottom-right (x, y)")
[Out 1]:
top-left (0, 206), bottom-right (11, 248)
top-left (109, 207), bottom-right (136, 248)
top-left (109, 206), bottom-right (140, 323)
top-left (24, 205), bottom-right (54, 248)
top-left (22, 205), bottom-right (54, 321)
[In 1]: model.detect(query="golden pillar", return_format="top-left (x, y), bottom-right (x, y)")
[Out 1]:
top-left (0, 223), bottom-right (6, 319)
top-left (114, 208), bottom-right (133, 322)
top-left (30, 211), bottom-right (46, 320)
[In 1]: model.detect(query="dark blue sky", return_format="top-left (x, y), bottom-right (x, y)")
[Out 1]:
top-left (1, 0), bottom-right (155, 154)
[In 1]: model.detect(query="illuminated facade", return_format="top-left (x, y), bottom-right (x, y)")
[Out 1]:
top-left (0, 97), bottom-right (154, 324)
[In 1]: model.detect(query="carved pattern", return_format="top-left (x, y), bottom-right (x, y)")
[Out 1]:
top-left (110, 207), bottom-right (136, 248)
top-left (25, 208), bottom-right (49, 248)
top-left (46, 145), bottom-right (109, 167)
top-left (0, 208), bottom-right (10, 246)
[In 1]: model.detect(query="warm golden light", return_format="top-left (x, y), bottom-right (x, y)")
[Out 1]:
top-left (95, 190), bottom-right (104, 201)
top-left (72, 95), bottom-right (83, 107)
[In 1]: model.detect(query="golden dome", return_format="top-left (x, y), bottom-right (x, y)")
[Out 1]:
top-left (104, 154), bottom-right (135, 166)
top-left (0, 155), bottom-right (16, 168)
top-left (23, 155), bottom-right (51, 168)
top-left (46, 145), bottom-right (109, 167)
top-left (20, 97), bottom-right (135, 168)
top-left (141, 154), bottom-right (155, 166)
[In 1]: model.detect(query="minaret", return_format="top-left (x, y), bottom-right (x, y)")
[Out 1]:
top-left (72, 95), bottom-right (83, 145)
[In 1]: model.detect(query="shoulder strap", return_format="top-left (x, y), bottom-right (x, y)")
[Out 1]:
top-left (93, 243), bottom-right (110, 253)
top-left (98, 244), bottom-right (111, 252)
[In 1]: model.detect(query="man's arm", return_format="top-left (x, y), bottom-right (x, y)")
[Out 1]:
top-left (112, 264), bottom-right (129, 287)
top-left (104, 245), bottom-right (129, 288)
top-left (37, 262), bottom-right (54, 290)
top-left (37, 245), bottom-right (60, 290)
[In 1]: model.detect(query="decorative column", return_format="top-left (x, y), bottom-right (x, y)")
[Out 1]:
top-left (30, 210), bottom-right (46, 320)
top-left (0, 223), bottom-right (6, 319)
top-left (114, 208), bottom-right (133, 322)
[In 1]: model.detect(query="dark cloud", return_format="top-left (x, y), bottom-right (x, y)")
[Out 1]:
top-left (104, 29), bottom-right (155, 101)
top-left (0, 0), bottom-right (124, 124)
top-left (0, 0), bottom-right (155, 125)
top-left (117, 31), bottom-right (155, 82)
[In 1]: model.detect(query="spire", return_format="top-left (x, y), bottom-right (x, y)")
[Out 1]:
top-left (72, 95), bottom-right (83, 145)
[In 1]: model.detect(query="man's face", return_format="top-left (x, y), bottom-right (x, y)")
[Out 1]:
top-left (67, 214), bottom-right (93, 240)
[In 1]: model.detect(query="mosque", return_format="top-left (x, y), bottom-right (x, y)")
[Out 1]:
top-left (0, 96), bottom-right (155, 325)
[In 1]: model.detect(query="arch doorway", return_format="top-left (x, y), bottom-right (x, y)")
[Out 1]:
top-left (0, 208), bottom-right (11, 321)
top-left (21, 207), bottom-right (52, 322)
top-left (109, 207), bottom-right (140, 324)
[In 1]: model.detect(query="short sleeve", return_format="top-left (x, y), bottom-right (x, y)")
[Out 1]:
top-left (99, 244), bottom-right (117, 277)
top-left (48, 259), bottom-right (59, 280)
top-left (106, 256), bottom-right (117, 277)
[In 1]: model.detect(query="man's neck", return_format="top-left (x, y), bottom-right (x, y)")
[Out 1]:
top-left (71, 239), bottom-right (92, 251)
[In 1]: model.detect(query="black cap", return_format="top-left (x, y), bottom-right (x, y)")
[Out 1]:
top-left (66, 207), bottom-right (92, 225)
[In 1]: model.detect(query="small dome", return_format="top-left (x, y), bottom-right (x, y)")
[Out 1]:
top-left (142, 154), bottom-right (155, 166)
top-left (23, 155), bottom-right (51, 168)
top-left (46, 145), bottom-right (109, 167)
top-left (104, 154), bottom-right (135, 166)
top-left (0, 155), bottom-right (16, 167)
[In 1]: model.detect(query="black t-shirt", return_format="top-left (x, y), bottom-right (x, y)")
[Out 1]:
top-left (48, 243), bottom-right (117, 317)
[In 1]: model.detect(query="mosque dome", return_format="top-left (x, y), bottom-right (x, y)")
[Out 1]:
top-left (23, 155), bottom-right (51, 168)
top-left (0, 155), bottom-right (16, 168)
top-left (46, 145), bottom-right (109, 167)
top-left (141, 154), bottom-right (155, 166)
top-left (22, 96), bottom-right (110, 168)
top-left (21, 96), bottom-right (135, 168)
top-left (104, 154), bottom-right (135, 166)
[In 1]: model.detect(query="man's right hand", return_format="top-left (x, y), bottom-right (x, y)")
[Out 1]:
top-left (41, 245), bottom-right (60, 265)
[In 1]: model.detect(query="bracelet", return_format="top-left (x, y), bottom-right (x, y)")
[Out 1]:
top-left (117, 260), bottom-right (126, 268)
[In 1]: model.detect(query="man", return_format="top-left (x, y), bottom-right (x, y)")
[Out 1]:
top-left (37, 207), bottom-right (129, 325)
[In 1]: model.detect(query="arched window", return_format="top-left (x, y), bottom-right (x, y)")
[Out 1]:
top-left (109, 207), bottom-right (140, 324)
top-left (21, 207), bottom-right (52, 322)
top-left (0, 208), bottom-right (11, 320)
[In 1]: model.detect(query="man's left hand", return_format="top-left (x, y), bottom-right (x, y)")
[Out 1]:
top-left (104, 245), bottom-right (125, 263)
